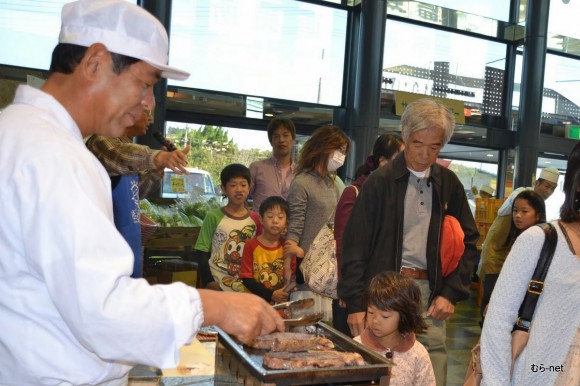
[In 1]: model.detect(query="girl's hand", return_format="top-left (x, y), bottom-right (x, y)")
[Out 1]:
top-left (272, 289), bottom-right (289, 304)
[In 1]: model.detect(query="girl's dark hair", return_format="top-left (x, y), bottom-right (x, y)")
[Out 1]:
top-left (49, 43), bottom-right (140, 75)
top-left (504, 190), bottom-right (546, 247)
top-left (220, 163), bottom-right (251, 186)
top-left (362, 271), bottom-right (427, 334)
top-left (560, 141), bottom-right (580, 222)
top-left (296, 125), bottom-right (350, 176)
top-left (259, 196), bottom-right (290, 217)
top-left (354, 134), bottom-right (404, 179)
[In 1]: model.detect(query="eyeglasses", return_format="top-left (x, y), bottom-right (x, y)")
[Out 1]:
top-left (145, 109), bottom-right (154, 125)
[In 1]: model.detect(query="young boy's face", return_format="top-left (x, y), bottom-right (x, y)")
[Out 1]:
top-left (222, 177), bottom-right (250, 206)
top-left (260, 205), bottom-right (287, 237)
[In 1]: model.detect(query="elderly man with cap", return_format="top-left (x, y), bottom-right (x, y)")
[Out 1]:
top-left (0, 1), bottom-right (283, 385)
top-left (478, 167), bottom-right (560, 325)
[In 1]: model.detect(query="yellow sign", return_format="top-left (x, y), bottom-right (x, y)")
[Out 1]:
top-left (394, 91), bottom-right (465, 125)
top-left (171, 176), bottom-right (185, 193)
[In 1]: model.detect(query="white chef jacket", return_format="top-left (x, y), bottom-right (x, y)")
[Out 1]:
top-left (0, 86), bottom-right (204, 385)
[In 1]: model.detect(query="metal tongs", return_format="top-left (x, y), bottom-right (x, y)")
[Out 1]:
top-left (273, 298), bottom-right (324, 327)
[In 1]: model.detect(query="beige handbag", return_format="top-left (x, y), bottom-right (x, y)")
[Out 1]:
top-left (300, 213), bottom-right (338, 299)
top-left (463, 340), bottom-right (482, 386)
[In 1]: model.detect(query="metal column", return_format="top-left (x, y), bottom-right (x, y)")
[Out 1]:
top-left (138, 0), bottom-right (173, 149)
top-left (344, 0), bottom-right (387, 179)
top-left (515, 0), bottom-right (550, 187)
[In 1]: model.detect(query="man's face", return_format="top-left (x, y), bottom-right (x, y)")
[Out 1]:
top-left (92, 56), bottom-right (159, 138)
top-left (124, 110), bottom-right (151, 138)
top-left (270, 127), bottom-right (295, 159)
top-left (534, 179), bottom-right (558, 200)
top-left (403, 128), bottom-right (444, 172)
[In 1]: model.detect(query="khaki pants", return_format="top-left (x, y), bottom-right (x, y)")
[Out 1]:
top-left (414, 279), bottom-right (447, 386)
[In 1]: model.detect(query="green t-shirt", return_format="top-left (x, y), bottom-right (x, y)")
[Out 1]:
top-left (195, 207), bottom-right (261, 291)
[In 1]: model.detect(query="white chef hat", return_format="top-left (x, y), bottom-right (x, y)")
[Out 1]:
top-left (59, 0), bottom-right (189, 80)
top-left (539, 167), bottom-right (560, 184)
top-left (480, 185), bottom-right (494, 196)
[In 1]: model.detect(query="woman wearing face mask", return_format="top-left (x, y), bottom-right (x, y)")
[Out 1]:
top-left (284, 125), bottom-right (351, 320)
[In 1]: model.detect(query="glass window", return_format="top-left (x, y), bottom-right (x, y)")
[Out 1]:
top-left (168, 0), bottom-right (348, 105)
top-left (411, 0), bottom-right (510, 22)
top-left (0, 0), bottom-right (136, 70)
top-left (444, 158), bottom-right (499, 216)
top-left (164, 121), bottom-right (273, 187)
top-left (382, 20), bottom-right (507, 124)
top-left (543, 54), bottom-right (580, 128)
top-left (548, 0), bottom-right (580, 40)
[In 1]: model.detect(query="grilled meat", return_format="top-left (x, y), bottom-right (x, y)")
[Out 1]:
top-left (250, 332), bottom-right (334, 352)
top-left (262, 350), bottom-right (365, 369)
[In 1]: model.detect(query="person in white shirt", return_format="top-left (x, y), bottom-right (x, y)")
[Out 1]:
top-left (0, 1), bottom-right (283, 385)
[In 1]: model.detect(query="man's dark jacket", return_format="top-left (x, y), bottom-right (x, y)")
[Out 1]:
top-left (337, 152), bottom-right (479, 313)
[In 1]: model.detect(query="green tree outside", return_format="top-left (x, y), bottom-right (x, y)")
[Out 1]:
top-left (166, 124), bottom-right (270, 188)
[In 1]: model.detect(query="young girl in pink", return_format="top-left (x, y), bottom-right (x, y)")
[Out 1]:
top-left (354, 271), bottom-right (435, 386)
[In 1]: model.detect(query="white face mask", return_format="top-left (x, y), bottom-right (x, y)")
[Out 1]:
top-left (327, 150), bottom-right (345, 172)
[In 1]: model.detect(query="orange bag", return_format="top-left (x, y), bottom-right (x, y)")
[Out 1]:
top-left (440, 215), bottom-right (465, 277)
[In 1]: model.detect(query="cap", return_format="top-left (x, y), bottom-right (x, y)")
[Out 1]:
top-left (480, 185), bottom-right (494, 196)
top-left (58, 0), bottom-right (189, 81)
top-left (539, 167), bottom-right (560, 184)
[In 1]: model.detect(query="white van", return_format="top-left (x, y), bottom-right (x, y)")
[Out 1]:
top-left (161, 167), bottom-right (218, 199)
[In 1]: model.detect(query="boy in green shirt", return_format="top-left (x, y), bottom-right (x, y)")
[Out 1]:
top-left (194, 164), bottom-right (261, 291)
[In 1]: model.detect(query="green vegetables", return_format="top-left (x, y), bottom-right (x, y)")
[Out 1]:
top-left (140, 197), bottom-right (221, 227)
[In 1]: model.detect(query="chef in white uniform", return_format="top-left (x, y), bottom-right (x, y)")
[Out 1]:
top-left (0, 1), bottom-right (283, 385)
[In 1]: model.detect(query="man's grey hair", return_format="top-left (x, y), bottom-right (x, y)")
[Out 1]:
top-left (400, 98), bottom-right (455, 145)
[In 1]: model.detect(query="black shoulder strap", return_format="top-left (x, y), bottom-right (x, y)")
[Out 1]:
top-left (513, 222), bottom-right (557, 332)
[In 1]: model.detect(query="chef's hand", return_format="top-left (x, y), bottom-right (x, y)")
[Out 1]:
top-left (347, 312), bottom-right (365, 337)
top-left (426, 296), bottom-right (455, 321)
top-left (198, 290), bottom-right (285, 344)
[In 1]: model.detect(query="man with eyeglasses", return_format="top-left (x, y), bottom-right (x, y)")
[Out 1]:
top-left (479, 167), bottom-right (560, 325)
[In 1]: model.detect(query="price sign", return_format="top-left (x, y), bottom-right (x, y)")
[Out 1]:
top-left (171, 176), bottom-right (185, 193)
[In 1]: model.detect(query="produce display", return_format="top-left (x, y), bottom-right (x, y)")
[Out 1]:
top-left (139, 197), bottom-right (221, 227)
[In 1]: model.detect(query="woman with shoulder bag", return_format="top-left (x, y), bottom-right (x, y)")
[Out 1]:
top-left (480, 141), bottom-right (580, 385)
top-left (283, 125), bottom-right (350, 321)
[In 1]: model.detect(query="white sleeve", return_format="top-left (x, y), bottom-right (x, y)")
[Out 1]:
top-left (496, 187), bottom-right (530, 216)
top-left (19, 148), bottom-right (203, 368)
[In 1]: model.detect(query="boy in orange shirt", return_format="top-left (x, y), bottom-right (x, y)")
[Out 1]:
top-left (240, 196), bottom-right (296, 303)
